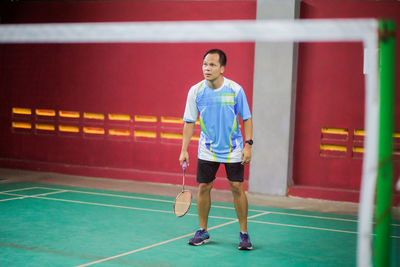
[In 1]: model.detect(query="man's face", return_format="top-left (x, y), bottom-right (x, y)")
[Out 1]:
top-left (202, 53), bottom-right (225, 82)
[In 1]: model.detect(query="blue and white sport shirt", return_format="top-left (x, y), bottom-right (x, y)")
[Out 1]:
top-left (183, 77), bottom-right (252, 163)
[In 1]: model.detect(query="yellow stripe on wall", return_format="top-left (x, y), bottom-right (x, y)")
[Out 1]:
top-left (35, 124), bottom-right (55, 131)
top-left (352, 147), bottom-right (364, 153)
top-left (321, 127), bottom-right (348, 135)
top-left (12, 122), bottom-right (31, 129)
top-left (134, 131), bottom-right (156, 138)
top-left (108, 114), bottom-right (131, 121)
top-left (84, 112), bottom-right (105, 120)
top-left (161, 132), bottom-right (182, 139)
top-left (354, 129), bottom-right (365, 136)
top-left (12, 107), bottom-right (31, 115)
top-left (161, 116), bottom-right (183, 124)
top-left (36, 109), bottom-right (56, 117)
top-left (59, 125), bottom-right (79, 133)
top-left (134, 115), bottom-right (157, 123)
top-left (109, 129), bottom-right (131, 136)
top-left (59, 110), bottom-right (80, 118)
top-left (352, 130), bottom-right (400, 137)
top-left (83, 127), bottom-right (105, 134)
top-left (160, 133), bottom-right (200, 141)
top-left (320, 144), bottom-right (347, 152)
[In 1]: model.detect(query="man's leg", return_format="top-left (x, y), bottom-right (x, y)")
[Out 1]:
top-left (229, 181), bottom-right (248, 232)
top-left (188, 159), bottom-right (218, 246)
top-left (230, 180), bottom-right (253, 250)
top-left (188, 181), bottom-right (213, 246)
top-left (197, 182), bottom-right (213, 230)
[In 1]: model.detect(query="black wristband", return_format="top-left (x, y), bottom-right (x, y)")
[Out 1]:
top-left (245, 140), bottom-right (253, 145)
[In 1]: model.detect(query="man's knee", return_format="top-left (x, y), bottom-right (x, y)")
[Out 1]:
top-left (198, 182), bottom-right (213, 194)
top-left (229, 181), bottom-right (244, 195)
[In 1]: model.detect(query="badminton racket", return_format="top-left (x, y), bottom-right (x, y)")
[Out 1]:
top-left (174, 161), bottom-right (192, 217)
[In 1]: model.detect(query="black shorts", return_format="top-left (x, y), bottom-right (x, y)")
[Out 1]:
top-left (197, 158), bottom-right (244, 183)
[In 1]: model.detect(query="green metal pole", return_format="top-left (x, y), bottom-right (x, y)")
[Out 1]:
top-left (374, 20), bottom-right (396, 267)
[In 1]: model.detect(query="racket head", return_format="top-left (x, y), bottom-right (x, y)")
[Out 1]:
top-left (174, 190), bottom-right (192, 217)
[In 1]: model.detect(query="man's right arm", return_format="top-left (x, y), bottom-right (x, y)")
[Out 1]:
top-left (179, 121), bottom-right (195, 166)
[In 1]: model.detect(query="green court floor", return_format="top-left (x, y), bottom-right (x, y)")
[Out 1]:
top-left (0, 182), bottom-right (398, 267)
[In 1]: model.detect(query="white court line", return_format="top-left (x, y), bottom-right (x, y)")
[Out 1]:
top-left (25, 195), bottom-right (178, 215)
top-left (3, 191), bottom-right (236, 220)
top-left (34, 187), bottom-right (283, 213)
top-left (76, 211), bottom-right (269, 267)
top-left (268, 211), bottom-right (359, 223)
top-left (35, 186), bottom-right (269, 213)
top-left (0, 186), bottom-right (39, 193)
top-left (248, 219), bottom-right (400, 239)
top-left (75, 220), bottom-right (237, 267)
top-left (0, 186), bottom-right (50, 201)
top-left (5, 186), bottom-right (400, 227)
top-left (36, 186), bottom-right (176, 204)
top-left (6, 190), bottom-right (397, 239)
top-left (249, 219), bottom-right (358, 235)
top-left (33, 186), bottom-right (367, 223)
top-left (0, 195), bottom-right (27, 202)
top-left (0, 190), bottom-right (68, 202)
top-left (36, 186), bottom-right (253, 212)
top-left (13, 191), bottom-right (399, 237)
top-left (186, 213), bottom-right (241, 220)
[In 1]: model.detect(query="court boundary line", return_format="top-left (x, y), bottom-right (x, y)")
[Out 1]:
top-left (249, 219), bottom-right (358, 235)
top-left (5, 189), bottom-right (397, 237)
top-left (248, 220), bottom-right (400, 239)
top-left (1, 185), bottom-right (399, 228)
top-left (0, 189), bottom-right (68, 202)
top-left (36, 186), bottom-right (399, 225)
top-left (2, 188), bottom-right (376, 234)
top-left (5, 190), bottom-right (399, 238)
top-left (0, 186), bottom-right (39, 193)
top-left (2, 185), bottom-right (383, 224)
top-left (2, 191), bottom-right (236, 220)
top-left (76, 211), bottom-right (269, 267)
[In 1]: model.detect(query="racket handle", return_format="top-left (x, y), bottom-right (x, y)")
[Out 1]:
top-left (182, 161), bottom-right (187, 170)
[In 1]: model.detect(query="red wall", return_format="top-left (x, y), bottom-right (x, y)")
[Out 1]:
top-left (0, 1), bottom-right (256, 189)
top-left (1, 0), bottom-right (398, 202)
top-left (291, 0), bottom-right (400, 203)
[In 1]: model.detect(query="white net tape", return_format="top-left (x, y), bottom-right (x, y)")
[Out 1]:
top-left (0, 19), bottom-right (379, 267)
top-left (0, 19), bottom-right (376, 43)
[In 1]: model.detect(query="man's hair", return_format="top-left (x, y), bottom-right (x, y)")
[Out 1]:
top-left (203, 49), bottom-right (227, 67)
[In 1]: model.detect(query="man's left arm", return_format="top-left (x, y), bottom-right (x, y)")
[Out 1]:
top-left (241, 118), bottom-right (253, 165)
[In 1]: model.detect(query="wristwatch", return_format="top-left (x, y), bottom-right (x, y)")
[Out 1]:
top-left (245, 139), bottom-right (253, 145)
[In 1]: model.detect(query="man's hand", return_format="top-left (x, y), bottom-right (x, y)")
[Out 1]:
top-left (179, 122), bottom-right (195, 167)
top-left (179, 150), bottom-right (189, 166)
top-left (241, 144), bottom-right (252, 165)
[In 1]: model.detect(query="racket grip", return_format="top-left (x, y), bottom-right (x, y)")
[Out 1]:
top-left (182, 161), bottom-right (187, 170)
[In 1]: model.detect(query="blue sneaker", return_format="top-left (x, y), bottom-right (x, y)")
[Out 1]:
top-left (238, 232), bottom-right (253, 250)
top-left (188, 229), bottom-right (210, 246)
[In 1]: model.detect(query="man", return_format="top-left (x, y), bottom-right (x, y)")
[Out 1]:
top-left (179, 49), bottom-right (253, 250)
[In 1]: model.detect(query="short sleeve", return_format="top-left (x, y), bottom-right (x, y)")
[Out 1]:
top-left (236, 89), bottom-right (251, 120)
top-left (183, 86), bottom-right (198, 122)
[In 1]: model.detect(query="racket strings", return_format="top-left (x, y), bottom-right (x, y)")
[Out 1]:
top-left (174, 191), bottom-right (192, 217)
